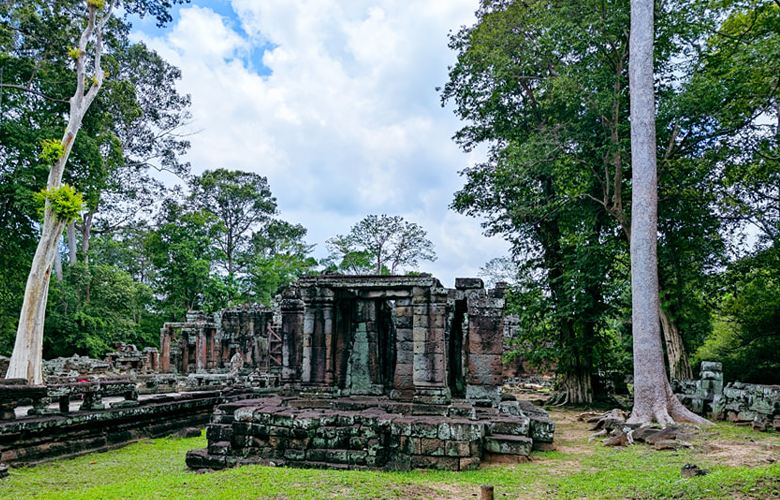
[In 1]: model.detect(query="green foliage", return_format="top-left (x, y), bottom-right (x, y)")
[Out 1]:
top-left (34, 184), bottom-right (83, 222)
top-left (40, 138), bottom-right (65, 164)
top-left (45, 262), bottom-right (156, 359)
top-left (696, 247), bottom-right (780, 384)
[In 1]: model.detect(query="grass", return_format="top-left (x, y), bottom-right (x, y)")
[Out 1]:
top-left (2, 409), bottom-right (780, 499)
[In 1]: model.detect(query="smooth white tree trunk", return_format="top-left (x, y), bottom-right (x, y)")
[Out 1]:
top-left (627, 0), bottom-right (708, 426)
top-left (5, 2), bottom-right (112, 384)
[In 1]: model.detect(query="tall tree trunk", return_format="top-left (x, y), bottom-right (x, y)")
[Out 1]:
top-left (54, 239), bottom-right (63, 283)
top-left (659, 306), bottom-right (693, 381)
top-left (627, 0), bottom-right (708, 426)
top-left (80, 212), bottom-right (93, 265)
top-left (67, 222), bottom-right (78, 265)
top-left (6, 2), bottom-right (110, 384)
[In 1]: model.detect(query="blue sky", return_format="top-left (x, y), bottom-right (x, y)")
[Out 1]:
top-left (128, 0), bottom-right (510, 287)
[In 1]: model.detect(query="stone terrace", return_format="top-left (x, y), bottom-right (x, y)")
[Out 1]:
top-left (186, 395), bottom-right (554, 472)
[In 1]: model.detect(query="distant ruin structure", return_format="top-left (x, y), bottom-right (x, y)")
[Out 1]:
top-left (159, 306), bottom-right (276, 375)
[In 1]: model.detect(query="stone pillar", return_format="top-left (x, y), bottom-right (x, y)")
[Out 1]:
top-left (464, 281), bottom-right (506, 403)
top-left (412, 286), bottom-right (451, 404)
top-left (196, 329), bottom-right (207, 373)
top-left (281, 287), bottom-right (305, 386)
top-left (160, 327), bottom-right (171, 373)
top-left (392, 297), bottom-right (414, 400)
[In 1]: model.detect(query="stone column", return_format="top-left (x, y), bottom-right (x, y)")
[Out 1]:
top-left (412, 286), bottom-right (451, 404)
top-left (280, 287), bottom-right (305, 386)
top-left (160, 327), bottom-right (171, 373)
top-left (196, 329), bottom-right (207, 373)
top-left (392, 297), bottom-right (414, 400)
top-left (464, 282), bottom-right (506, 403)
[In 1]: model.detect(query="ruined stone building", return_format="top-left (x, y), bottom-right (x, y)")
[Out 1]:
top-left (159, 306), bottom-right (277, 375)
top-left (158, 275), bottom-right (506, 405)
top-left (278, 275), bottom-right (506, 405)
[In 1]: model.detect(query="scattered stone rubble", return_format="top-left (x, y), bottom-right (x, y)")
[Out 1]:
top-left (673, 361), bottom-right (780, 431)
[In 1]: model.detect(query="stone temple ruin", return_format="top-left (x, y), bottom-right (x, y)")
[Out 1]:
top-left (186, 275), bottom-right (555, 471)
top-left (0, 274), bottom-right (555, 471)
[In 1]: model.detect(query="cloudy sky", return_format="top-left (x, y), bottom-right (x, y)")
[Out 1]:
top-left (129, 0), bottom-right (509, 287)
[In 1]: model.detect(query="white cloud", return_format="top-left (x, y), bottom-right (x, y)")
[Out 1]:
top-left (134, 0), bottom-right (511, 286)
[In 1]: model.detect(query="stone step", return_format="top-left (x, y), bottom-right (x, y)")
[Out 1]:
top-left (484, 434), bottom-right (533, 456)
top-left (207, 440), bottom-right (231, 455)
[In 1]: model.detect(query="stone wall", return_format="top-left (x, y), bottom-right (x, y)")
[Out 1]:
top-left (0, 389), bottom-right (268, 466)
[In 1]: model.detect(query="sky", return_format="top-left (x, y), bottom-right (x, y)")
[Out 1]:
top-left (128, 0), bottom-right (510, 288)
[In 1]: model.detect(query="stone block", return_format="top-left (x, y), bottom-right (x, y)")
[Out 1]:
top-left (700, 361), bottom-right (723, 373)
top-left (420, 438), bottom-right (445, 456)
top-left (306, 449), bottom-right (327, 461)
top-left (207, 441), bottom-right (231, 455)
top-left (410, 455), bottom-right (459, 471)
top-left (449, 421), bottom-right (485, 441)
top-left (455, 278), bottom-right (484, 289)
top-left (284, 449), bottom-right (306, 461)
top-left (288, 438), bottom-right (310, 450)
top-left (445, 440), bottom-right (472, 457)
top-left (459, 457), bottom-right (481, 471)
top-left (391, 418), bottom-right (413, 436)
top-left (411, 420), bottom-right (439, 439)
top-left (484, 435), bottom-right (533, 456)
top-left (529, 415), bottom-right (555, 443)
top-left (268, 426), bottom-right (291, 437)
top-left (326, 449), bottom-right (350, 464)
top-left (489, 417), bottom-right (530, 436)
top-left (233, 407), bottom-right (257, 422)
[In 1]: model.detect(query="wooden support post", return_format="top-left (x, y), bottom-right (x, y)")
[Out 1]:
top-left (480, 485), bottom-right (494, 500)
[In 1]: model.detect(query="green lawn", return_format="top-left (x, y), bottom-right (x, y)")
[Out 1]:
top-left (2, 410), bottom-right (780, 499)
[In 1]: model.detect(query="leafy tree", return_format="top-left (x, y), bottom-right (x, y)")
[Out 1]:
top-left (45, 262), bottom-right (155, 359)
top-left (326, 215), bottom-right (436, 275)
top-left (245, 219), bottom-right (317, 304)
top-left (144, 200), bottom-right (218, 320)
top-left (190, 169), bottom-right (277, 275)
top-left (442, 0), bottom-right (738, 402)
top-left (1, 0), bottom-right (186, 382)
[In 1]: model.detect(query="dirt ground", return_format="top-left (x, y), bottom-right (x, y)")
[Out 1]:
top-left (415, 392), bottom-right (780, 500)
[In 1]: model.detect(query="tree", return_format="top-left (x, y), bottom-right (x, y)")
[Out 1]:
top-left (190, 169), bottom-right (277, 275)
top-left (442, 0), bottom-right (738, 403)
top-left (627, 0), bottom-right (708, 426)
top-left (326, 215), bottom-right (436, 275)
top-left (245, 220), bottom-right (317, 304)
top-left (144, 200), bottom-right (218, 320)
top-left (4, 0), bottom-right (185, 384)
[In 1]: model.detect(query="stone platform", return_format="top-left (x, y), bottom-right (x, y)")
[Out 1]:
top-left (186, 396), bottom-right (554, 471)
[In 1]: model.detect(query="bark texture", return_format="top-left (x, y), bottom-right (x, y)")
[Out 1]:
top-left (627, 0), bottom-right (708, 426)
top-left (659, 307), bottom-right (693, 381)
top-left (6, 3), bottom-right (112, 384)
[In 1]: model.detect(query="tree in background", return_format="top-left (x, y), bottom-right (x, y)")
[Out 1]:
top-left (190, 169), bottom-right (277, 275)
top-left (326, 214), bottom-right (436, 275)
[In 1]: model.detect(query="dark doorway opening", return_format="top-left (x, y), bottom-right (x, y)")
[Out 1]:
top-left (449, 300), bottom-right (467, 398)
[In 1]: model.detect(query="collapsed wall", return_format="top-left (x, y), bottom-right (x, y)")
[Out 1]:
top-left (674, 361), bottom-right (780, 431)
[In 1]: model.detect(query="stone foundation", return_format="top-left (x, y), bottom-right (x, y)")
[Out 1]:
top-left (0, 389), bottom-right (268, 466)
top-left (186, 396), bottom-right (553, 471)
